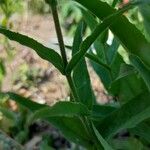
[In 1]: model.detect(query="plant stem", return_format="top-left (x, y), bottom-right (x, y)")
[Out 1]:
top-left (50, 2), bottom-right (68, 68)
top-left (50, 1), bottom-right (79, 102)
top-left (66, 75), bottom-right (80, 101)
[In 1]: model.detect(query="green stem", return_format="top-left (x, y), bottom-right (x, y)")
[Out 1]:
top-left (50, 1), bottom-right (68, 68)
top-left (49, 0), bottom-right (79, 102)
top-left (66, 75), bottom-right (80, 102)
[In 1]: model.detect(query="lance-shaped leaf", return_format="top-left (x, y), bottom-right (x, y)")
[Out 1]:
top-left (97, 92), bottom-right (150, 139)
top-left (47, 117), bottom-right (93, 148)
top-left (107, 38), bottom-right (120, 65)
top-left (89, 53), bottom-right (112, 89)
top-left (28, 101), bottom-right (90, 124)
top-left (74, 0), bottom-right (150, 68)
top-left (81, 8), bottom-right (106, 62)
top-left (4, 92), bottom-right (47, 111)
top-left (66, 1), bottom-right (139, 73)
top-left (0, 27), bottom-right (64, 73)
top-left (72, 21), bottom-right (95, 109)
top-left (109, 64), bottom-right (146, 104)
top-left (91, 104), bottom-right (117, 119)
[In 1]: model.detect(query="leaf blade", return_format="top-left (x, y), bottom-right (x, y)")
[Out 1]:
top-left (72, 21), bottom-right (95, 108)
top-left (47, 117), bottom-right (92, 148)
top-left (4, 92), bottom-right (47, 111)
top-left (28, 101), bottom-right (90, 124)
top-left (0, 27), bottom-right (64, 73)
top-left (97, 92), bottom-right (150, 139)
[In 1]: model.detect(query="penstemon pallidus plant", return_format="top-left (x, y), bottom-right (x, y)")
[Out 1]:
top-left (1, 0), bottom-right (150, 149)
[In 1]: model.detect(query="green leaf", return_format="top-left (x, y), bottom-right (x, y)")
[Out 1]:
top-left (47, 117), bottom-right (93, 148)
top-left (82, 8), bottom-right (111, 67)
top-left (92, 123), bottom-right (114, 150)
top-left (4, 92), bottom-right (47, 111)
top-left (90, 53), bottom-right (124, 89)
top-left (109, 53), bottom-right (124, 79)
top-left (74, 0), bottom-right (150, 68)
top-left (97, 91), bottom-right (150, 139)
top-left (86, 53), bottom-right (111, 72)
top-left (0, 27), bottom-right (64, 73)
top-left (91, 104), bottom-right (117, 119)
top-left (28, 101), bottom-right (90, 124)
top-left (82, 7), bottom-right (117, 63)
top-left (107, 37), bottom-right (120, 65)
top-left (129, 54), bottom-right (150, 92)
top-left (72, 21), bottom-right (95, 108)
top-left (115, 63), bottom-right (135, 80)
top-left (109, 65), bottom-right (146, 103)
top-left (66, 2), bottom-right (138, 73)
top-left (81, 8), bottom-right (106, 62)
top-left (89, 56), bottom-right (112, 89)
